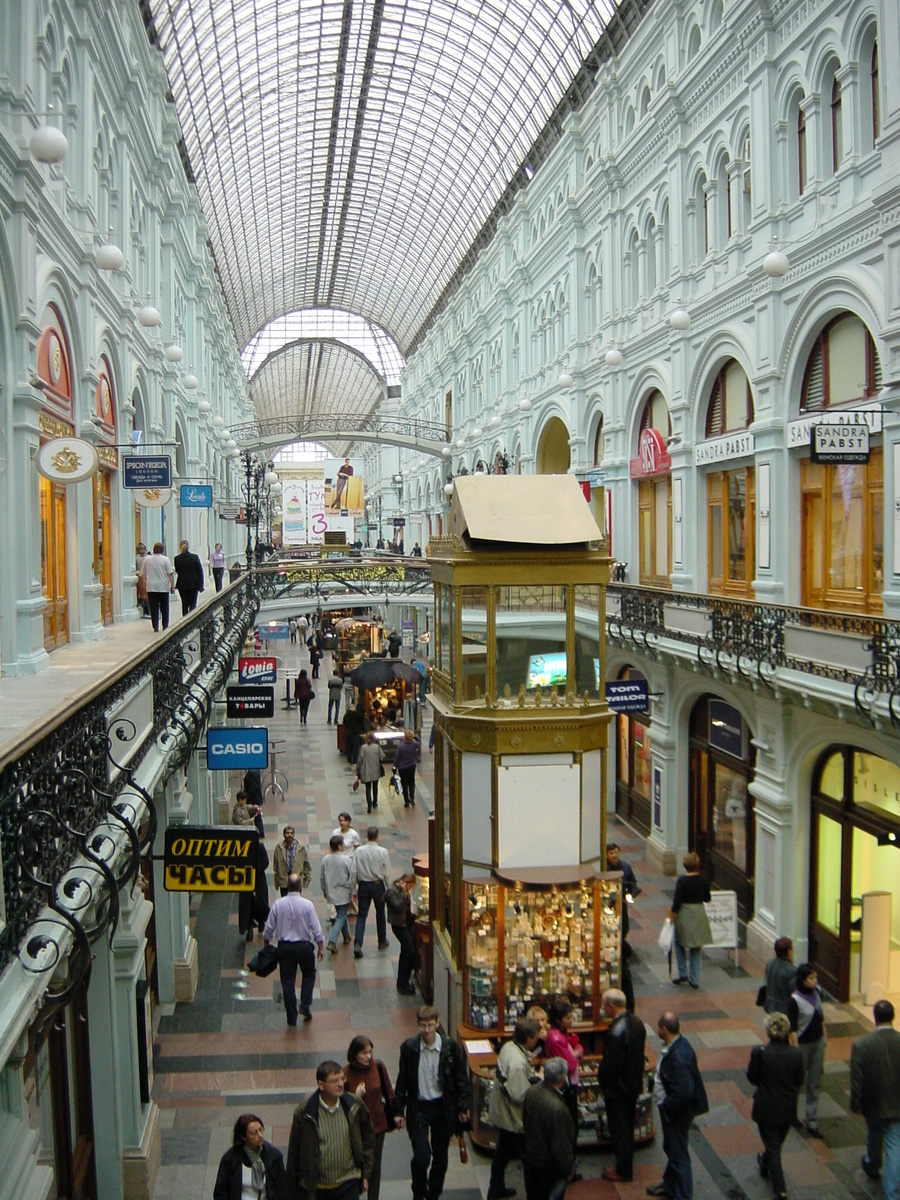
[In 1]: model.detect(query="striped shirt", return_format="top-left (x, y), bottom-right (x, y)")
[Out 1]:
top-left (317, 1100), bottom-right (359, 1187)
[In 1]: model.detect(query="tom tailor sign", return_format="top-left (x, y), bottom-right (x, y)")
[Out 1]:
top-left (811, 423), bottom-right (870, 463)
top-left (163, 826), bottom-right (258, 892)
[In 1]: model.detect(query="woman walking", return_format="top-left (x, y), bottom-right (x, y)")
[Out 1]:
top-left (345, 1035), bottom-right (399, 1200)
top-left (385, 873), bottom-right (417, 994)
top-left (140, 542), bottom-right (175, 632)
top-left (787, 963), bottom-right (827, 1137)
top-left (392, 729), bottom-right (421, 808)
top-left (356, 733), bottom-right (385, 813)
top-left (747, 1013), bottom-right (805, 1200)
top-left (294, 669), bottom-right (313, 724)
top-left (213, 1112), bottom-right (287, 1200)
top-left (764, 937), bottom-right (797, 1015)
top-left (669, 851), bottom-right (712, 988)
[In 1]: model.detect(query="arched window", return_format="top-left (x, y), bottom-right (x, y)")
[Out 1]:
top-left (798, 103), bottom-right (808, 195)
top-left (872, 41), bottom-right (880, 143)
top-left (687, 25), bottom-right (701, 62)
top-left (703, 361), bottom-right (755, 597)
top-left (706, 360), bottom-right (753, 436)
top-left (634, 392), bottom-right (672, 589)
top-left (801, 314), bottom-right (881, 412)
top-left (831, 76), bottom-right (843, 173)
top-left (593, 416), bottom-right (604, 466)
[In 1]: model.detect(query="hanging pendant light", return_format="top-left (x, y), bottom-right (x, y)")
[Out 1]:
top-left (96, 242), bottom-right (125, 271)
top-left (164, 343), bottom-right (184, 363)
top-left (558, 371), bottom-right (574, 389)
top-left (197, 398), bottom-right (211, 414)
top-left (518, 398), bottom-right (532, 412)
top-left (605, 348), bottom-right (623, 368)
top-left (669, 305), bottom-right (691, 331)
top-left (30, 123), bottom-right (68, 163)
top-left (183, 373), bottom-right (199, 390)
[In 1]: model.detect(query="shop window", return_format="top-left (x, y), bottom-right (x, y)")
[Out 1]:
top-left (801, 315), bottom-right (881, 411)
top-left (635, 392), bottom-right (672, 588)
top-left (852, 752), bottom-right (900, 822)
top-left (708, 470), bottom-right (755, 596)
top-left (831, 76), bottom-right (843, 173)
top-left (801, 451), bottom-right (883, 612)
top-left (816, 813), bottom-right (842, 934)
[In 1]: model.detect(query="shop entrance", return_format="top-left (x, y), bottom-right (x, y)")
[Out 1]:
top-left (95, 470), bottom-right (113, 625)
top-left (614, 666), bottom-right (651, 835)
top-left (809, 747), bottom-right (900, 1000)
top-left (688, 696), bottom-right (756, 921)
top-left (40, 475), bottom-right (69, 650)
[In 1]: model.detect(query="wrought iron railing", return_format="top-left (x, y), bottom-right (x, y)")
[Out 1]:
top-left (607, 584), bottom-right (900, 723)
top-left (0, 580), bottom-right (258, 1004)
top-left (252, 559), bottom-right (434, 604)
top-left (230, 413), bottom-right (449, 449)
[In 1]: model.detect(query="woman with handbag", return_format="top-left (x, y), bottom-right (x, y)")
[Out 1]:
top-left (669, 851), bottom-right (712, 988)
top-left (294, 669), bottom-right (313, 725)
top-left (345, 1034), bottom-right (400, 1200)
top-left (356, 732), bottom-right (386, 813)
top-left (213, 1112), bottom-right (287, 1200)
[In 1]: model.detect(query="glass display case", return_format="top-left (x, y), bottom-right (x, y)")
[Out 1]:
top-left (413, 853), bottom-right (433, 1002)
top-left (463, 871), bottom-right (623, 1032)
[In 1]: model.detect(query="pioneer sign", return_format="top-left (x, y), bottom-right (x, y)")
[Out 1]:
top-left (163, 826), bottom-right (258, 892)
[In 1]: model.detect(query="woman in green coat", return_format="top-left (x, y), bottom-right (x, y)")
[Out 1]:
top-left (668, 852), bottom-right (712, 988)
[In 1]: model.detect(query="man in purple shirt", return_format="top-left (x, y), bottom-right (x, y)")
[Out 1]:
top-left (263, 874), bottom-right (324, 1027)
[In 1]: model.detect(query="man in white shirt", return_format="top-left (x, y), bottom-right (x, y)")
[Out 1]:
top-left (262, 875), bottom-right (324, 1026)
top-left (352, 826), bottom-right (392, 957)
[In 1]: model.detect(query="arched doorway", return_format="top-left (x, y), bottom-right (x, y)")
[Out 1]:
top-left (688, 696), bottom-right (756, 921)
top-left (536, 416), bottom-right (571, 474)
top-left (809, 747), bottom-right (900, 1000)
top-left (36, 314), bottom-right (75, 651)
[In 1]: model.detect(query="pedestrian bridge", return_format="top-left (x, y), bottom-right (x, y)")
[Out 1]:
top-left (254, 559), bottom-right (434, 620)
top-left (230, 414), bottom-right (449, 456)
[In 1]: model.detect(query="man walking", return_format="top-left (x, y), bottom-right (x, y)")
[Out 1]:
top-left (262, 874), bottom-right (324, 1027)
top-left (353, 826), bottom-right (391, 956)
top-left (851, 999), bottom-right (900, 1198)
top-left (647, 1011), bottom-right (708, 1200)
top-left (286, 1059), bottom-right (375, 1200)
top-left (599, 988), bottom-right (646, 1183)
top-left (521, 1058), bottom-right (576, 1200)
top-left (273, 826), bottom-right (311, 897)
top-left (487, 1018), bottom-right (541, 1200)
top-left (321, 835), bottom-right (356, 953)
top-left (173, 538), bottom-right (205, 615)
top-left (327, 667), bottom-right (344, 725)
top-left (394, 1005), bottom-right (470, 1200)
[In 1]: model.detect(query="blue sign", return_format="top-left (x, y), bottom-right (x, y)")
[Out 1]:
top-left (123, 455), bottom-right (172, 489)
top-left (180, 484), bottom-right (213, 508)
top-left (206, 726), bottom-right (269, 770)
top-left (262, 624), bottom-right (290, 640)
top-left (605, 679), bottom-right (649, 713)
top-left (709, 699), bottom-right (745, 759)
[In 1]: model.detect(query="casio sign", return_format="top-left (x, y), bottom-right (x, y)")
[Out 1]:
top-left (206, 726), bottom-right (269, 770)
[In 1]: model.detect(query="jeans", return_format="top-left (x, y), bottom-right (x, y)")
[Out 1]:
top-left (355, 880), bottom-right (387, 947)
top-left (328, 903), bottom-right (351, 947)
top-left (365, 780), bottom-right (380, 810)
top-left (866, 1117), bottom-right (900, 1200)
top-left (757, 1122), bottom-right (790, 1196)
top-left (298, 698), bottom-right (311, 724)
top-left (798, 1038), bottom-right (825, 1126)
top-left (605, 1091), bottom-right (638, 1178)
top-left (489, 1129), bottom-right (524, 1194)
top-left (400, 765), bottom-right (417, 805)
top-left (392, 921), bottom-right (416, 988)
top-left (660, 1112), bottom-right (693, 1200)
top-left (147, 591), bottom-right (170, 631)
top-left (674, 939), bottom-right (702, 986)
top-left (411, 1097), bottom-right (451, 1200)
top-left (276, 939), bottom-right (316, 1025)
top-left (328, 695), bottom-right (341, 723)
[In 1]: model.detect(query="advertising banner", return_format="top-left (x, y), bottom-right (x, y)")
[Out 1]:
top-left (261, 623), bottom-right (290, 640)
top-left (206, 726), bottom-right (269, 770)
top-left (238, 656), bottom-right (277, 684)
top-left (307, 477), bottom-right (327, 544)
top-left (323, 456), bottom-right (364, 515)
top-left (163, 826), bottom-right (258, 892)
top-left (281, 480), bottom-right (308, 545)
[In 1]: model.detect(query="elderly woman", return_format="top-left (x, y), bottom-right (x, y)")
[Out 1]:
top-left (213, 1112), bottom-right (287, 1200)
top-left (747, 1013), bottom-right (805, 1200)
top-left (668, 851), bottom-right (712, 988)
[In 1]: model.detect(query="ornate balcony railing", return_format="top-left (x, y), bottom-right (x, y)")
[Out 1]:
top-left (252, 559), bottom-right (434, 605)
top-left (0, 581), bottom-right (258, 1013)
top-left (231, 413), bottom-right (449, 453)
top-left (607, 584), bottom-right (900, 724)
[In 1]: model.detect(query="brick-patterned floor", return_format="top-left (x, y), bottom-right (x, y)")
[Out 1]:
top-left (150, 642), bottom-right (878, 1200)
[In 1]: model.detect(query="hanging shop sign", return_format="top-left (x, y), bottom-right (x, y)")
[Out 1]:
top-left (180, 483), bottom-right (213, 508)
top-left (226, 686), bottom-right (275, 719)
top-left (163, 826), bottom-right (258, 892)
top-left (393, 517), bottom-right (406, 528)
top-left (123, 454), bottom-right (172, 489)
top-left (709, 699), bottom-right (745, 759)
top-left (810, 422), bottom-right (870, 464)
top-left (787, 404), bottom-right (882, 450)
top-left (261, 623), bottom-right (290, 640)
top-left (135, 487), bottom-right (172, 510)
top-left (605, 679), bottom-right (650, 713)
top-left (206, 725), bottom-right (269, 770)
top-left (238, 656), bottom-right (277, 684)
top-left (629, 428), bottom-right (672, 479)
top-left (219, 503), bottom-right (242, 519)
top-left (36, 437), bottom-right (99, 484)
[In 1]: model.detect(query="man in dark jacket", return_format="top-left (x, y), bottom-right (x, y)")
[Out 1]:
top-left (647, 1011), bottom-right (708, 1200)
top-left (747, 1012), bottom-right (804, 1197)
top-left (342, 703), bottom-right (367, 765)
top-left (521, 1058), bottom-right (576, 1200)
top-left (173, 539), bottom-right (204, 615)
top-left (850, 998), bottom-right (900, 1189)
top-left (599, 988), bottom-right (647, 1182)
top-left (394, 1006), bottom-right (470, 1200)
top-left (285, 1059), bottom-right (375, 1200)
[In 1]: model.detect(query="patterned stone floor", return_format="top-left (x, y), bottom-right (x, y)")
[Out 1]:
top-left (150, 641), bottom-right (880, 1200)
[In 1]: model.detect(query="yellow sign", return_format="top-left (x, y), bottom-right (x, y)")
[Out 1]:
top-left (163, 826), bottom-right (257, 892)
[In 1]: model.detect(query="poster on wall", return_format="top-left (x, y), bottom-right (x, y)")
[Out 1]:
top-left (307, 478), bottom-right (327, 544)
top-left (323, 456), bottom-right (365, 515)
top-left (281, 481), bottom-right (308, 545)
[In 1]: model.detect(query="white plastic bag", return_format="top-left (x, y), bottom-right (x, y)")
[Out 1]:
top-left (658, 917), bottom-right (674, 954)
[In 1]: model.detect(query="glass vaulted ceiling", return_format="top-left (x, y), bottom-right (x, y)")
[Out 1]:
top-left (148, 0), bottom-right (628, 371)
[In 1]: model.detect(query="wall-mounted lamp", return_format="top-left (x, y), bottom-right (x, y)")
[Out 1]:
top-left (518, 398), bottom-right (532, 413)
top-left (558, 371), bottom-right (574, 389)
top-left (669, 304), bottom-right (691, 332)
top-left (763, 240), bottom-right (790, 278)
top-left (605, 348), bottom-right (623, 368)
